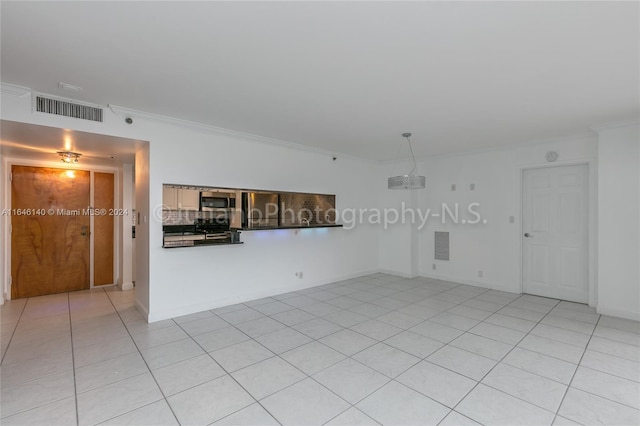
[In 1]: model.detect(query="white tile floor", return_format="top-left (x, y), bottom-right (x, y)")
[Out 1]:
top-left (1, 274), bottom-right (639, 425)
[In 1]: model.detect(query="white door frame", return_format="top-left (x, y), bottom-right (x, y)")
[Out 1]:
top-left (2, 157), bottom-right (121, 301)
top-left (517, 159), bottom-right (597, 306)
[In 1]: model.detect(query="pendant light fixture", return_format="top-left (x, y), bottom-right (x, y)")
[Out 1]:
top-left (388, 132), bottom-right (426, 190)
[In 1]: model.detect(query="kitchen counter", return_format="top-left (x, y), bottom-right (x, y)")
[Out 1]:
top-left (163, 239), bottom-right (244, 248)
top-left (235, 224), bottom-right (343, 231)
top-left (162, 224), bottom-right (342, 248)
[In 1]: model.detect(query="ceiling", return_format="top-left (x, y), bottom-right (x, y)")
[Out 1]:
top-left (1, 120), bottom-right (138, 166)
top-left (1, 1), bottom-right (638, 161)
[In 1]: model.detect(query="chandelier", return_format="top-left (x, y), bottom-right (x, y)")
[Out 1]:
top-left (388, 133), bottom-right (426, 190)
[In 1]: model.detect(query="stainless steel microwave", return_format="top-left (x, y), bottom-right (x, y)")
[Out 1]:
top-left (200, 192), bottom-right (235, 211)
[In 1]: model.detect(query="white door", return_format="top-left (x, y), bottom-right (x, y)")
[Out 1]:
top-left (522, 164), bottom-right (589, 303)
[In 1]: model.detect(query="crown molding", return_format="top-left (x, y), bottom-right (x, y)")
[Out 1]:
top-left (378, 130), bottom-right (598, 165)
top-left (0, 82), bottom-right (30, 98)
top-left (107, 104), bottom-right (374, 164)
top-left (590, 119), bottom-right (640, 132)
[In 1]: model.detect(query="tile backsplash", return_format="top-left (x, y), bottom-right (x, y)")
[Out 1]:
top-left (162, 209), bottom-right (237, 225)
top-left (162, 210), bottom-right (198, 225)
top-left (279, 193), bottom-right (336, 226)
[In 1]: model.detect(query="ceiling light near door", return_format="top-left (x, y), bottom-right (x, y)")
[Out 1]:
top-left (388, 133), bottom-right (426, 190)
top-left (57, 151), bottom-right (82, 163)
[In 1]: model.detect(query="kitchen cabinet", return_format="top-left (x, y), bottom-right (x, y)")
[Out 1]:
top-left (162, 186), bottom-right (200, 211)
top-left (162, 186), bottom-right (178, 210)
top-left (178, 189), bottom-right (200, 211)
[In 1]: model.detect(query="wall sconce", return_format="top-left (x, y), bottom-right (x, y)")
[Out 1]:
top-left (57, 151), bottom-right (82, 163)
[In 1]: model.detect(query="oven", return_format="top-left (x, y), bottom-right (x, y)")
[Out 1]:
top-left (195, 217), bottom-right (232, 242)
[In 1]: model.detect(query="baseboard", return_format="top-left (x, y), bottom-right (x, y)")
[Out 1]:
top-left (419, 273), bottom-right (519, 294)
top-left (377, 269), bottom-right (417, 279)
top-left (333, 269), bottom-right (381, 282)
top-left (134, 299), bottom-right (149, 322)
top-left (147, 268), bottom-right (379, 323)
top-left (596, 305), bottom-right (640, 321)
top-left (119, 282), bottom-right (134, 291)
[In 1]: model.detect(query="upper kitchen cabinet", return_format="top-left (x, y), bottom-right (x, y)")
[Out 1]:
top-left (162, 185), bottom-right (178, 210)
top-left (178, 189), bottom-right (200, 211)
top-left (162, 185), bottom-right (200, 211)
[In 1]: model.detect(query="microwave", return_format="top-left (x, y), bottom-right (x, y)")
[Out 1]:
top-left (200, 192), bottom-right (236, 211)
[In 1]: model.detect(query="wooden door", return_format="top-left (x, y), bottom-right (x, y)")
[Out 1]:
top-left (11, 166), bottom-right (90, 298)
top-left (94, 172), bottom-right (114, 286)
top-left (523, 165), bottom-right (589, 303)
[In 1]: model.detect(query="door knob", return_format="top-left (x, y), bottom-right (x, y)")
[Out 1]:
top-left (524, 232), bottom-right (533, 238)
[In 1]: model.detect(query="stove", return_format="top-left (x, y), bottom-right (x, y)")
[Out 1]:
top-left (195, 218), bottom-right (230, 235)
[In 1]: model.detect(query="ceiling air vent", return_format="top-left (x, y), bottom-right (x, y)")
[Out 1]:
top-left (35, 95), bottom-right (103, 122)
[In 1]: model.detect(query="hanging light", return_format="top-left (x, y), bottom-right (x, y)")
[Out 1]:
top-left (57, 151), bottom-right (82, 164)
top-left (388, 132), bottom-right (426, 190)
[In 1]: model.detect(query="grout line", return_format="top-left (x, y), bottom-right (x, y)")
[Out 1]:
top-left (551, 314), bottom-right (600, 425)
top-left (563, 365), bottom-right (640, 411)
top-left (583, 336), bottom-right (640, 362)
top-left (575, 355), bottom-right (640, 383)
top-left (213, 282), bottom-right (488, 423)
top-left (101, 287), bottom-right (181, 425)
top-left (172, 280), bottom-right (440, 423)
top-left (5, 278), bottom-right (630, 426)
top-left (442, 297), bottom-right (563, 422)
top-left (171, 319), bottom-right (285, 426)
top-left (0, 298), bottom-right (28, 365)
top-left (322, 406), bottom-right (382, 426)
top-left (2, 295), bottom-right (81, 420)
top-left (66, 293), bottom-right (81, 426)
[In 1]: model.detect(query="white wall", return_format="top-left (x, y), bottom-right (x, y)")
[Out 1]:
top-left (145, 120), bottom-right (379, 321)
top-left (134, 144), bottom-right (150, 317)
top-left (597, 124), bottom-right (640, 320)
top-left (417, 148), bottom-right (519, 291)
top-left (411, 135), bottom-right (598, 294)
top-left (118, 163), bottom-right (134, 290)
top-left (1, 85), bottom-right (379, 321)
top-left (3, 83), bottom-right (638, 321)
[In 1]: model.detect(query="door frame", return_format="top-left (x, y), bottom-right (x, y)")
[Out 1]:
top-left (517, 159), bottom-right (597, 307)
top-left (2, 157), bottom-right (121, 301)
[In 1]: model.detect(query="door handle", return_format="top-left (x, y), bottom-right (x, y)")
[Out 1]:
top-left (81, 226), bottom-right (90, 237)
top-left (524, 232), bottom-right (533, 238)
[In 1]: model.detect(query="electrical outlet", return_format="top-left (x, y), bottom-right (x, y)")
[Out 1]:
top-left (509, 216), bottom-right (515, 223)
top-left (295, 271), bottom-right (303, 279)
top-left (470, 183), bottom-right (475, 191)
top-left (477, 270), bottom-right (483, 278)
top-left (451, 184), bottom-right (456, 191)
top-left (432, 263), bottom-right (436, 270)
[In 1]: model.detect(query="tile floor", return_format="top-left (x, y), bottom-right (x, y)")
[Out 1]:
top-left (1, 274), bottom-right (639, 425)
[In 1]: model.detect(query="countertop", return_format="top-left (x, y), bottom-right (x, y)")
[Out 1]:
top-left (163, 240), bottom-right (244, 248)
top-left (162, 224), bottom-right (341, 248)
top-left (234, 224), bottom-right (343, 231)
